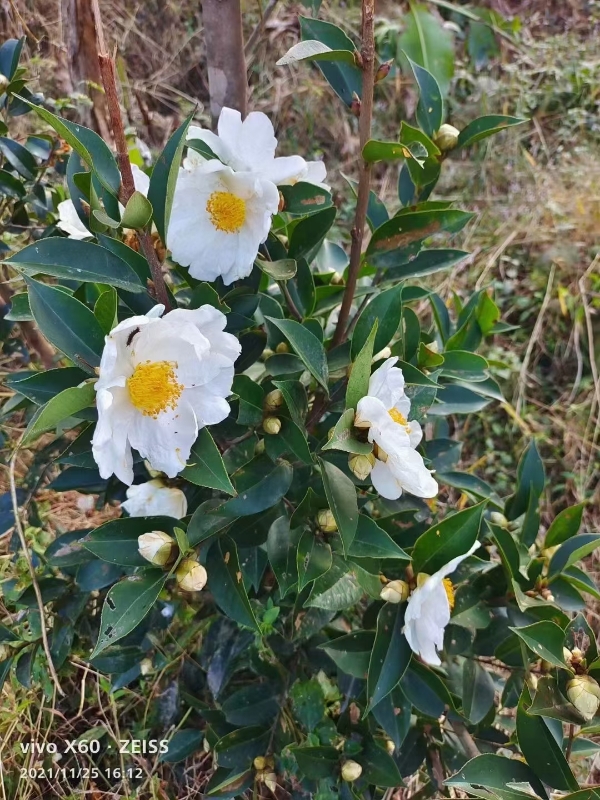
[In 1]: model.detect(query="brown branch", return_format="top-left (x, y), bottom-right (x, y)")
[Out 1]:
top-left (202, 0), bottom-right (248, 125)
top-left (331, 0), bottom-right (376, 348)
top-left (449, 720), bottom-right (480, 760)
top-left (90, 0), bottom-right (171, 311)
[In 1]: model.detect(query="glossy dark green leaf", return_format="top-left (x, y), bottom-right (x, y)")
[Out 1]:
top-left (82, 516), bottom-right (184, 566)
top-left (462, 658), bottom-right (495, 723)
top-left (427, 384), bottom-right (492, 415)
top-left (372, 687), bottom-right (411, 750)
top-left (346, 321), bottom-right (377, 410)
top-left (322, 408), bottom-right (373, 455)
top-left (298, 17), bottom-right (361, 106)
top-left (362, 139), bottom-right (409, 163)
top-left (382, 248), bottom-right (468, 282)
top-left (0, 169), bottom-right (26, 200)
top-left (287, 206), bottom-right (337, 263)
top-left (319, 631), bottom-right (374, 678)
top-left (290, 678), bottom-right (325, 731)
top-left (207, 538), bottom-right (260, 632)
top-left (272, 380), bottom-right (308, 428)
top-left (148, 111), bottom-right (193, 243)
top-left (279, 182), bottom-right (332, 215)
top-left (22, 382), bottom-right (95, 445)
top-left (0, 136), bottom-right (36, 178)
top-left (214, 726), bottom-right (269, 770)
top-left (306, 555), bottom-right (363, 611)
top-left (91, 570), bottom-right (167, 656)
top-left (319, 458), bottom-right (358, 553)
top-left (232, 374), bottom-right (264, 427)
top-left (5, 367), bottom-right (89, 405)
top-left (548, 533), bottom-right (600, 577)
top-left (121, 190), bottom-right (152, 229)
top-left (351, 285), bottom-right (402, 359)
top-left (505, 440), bottom-right (545, 520)
top-left (517, 686), bottom-right (578, 791)
top-left (398, 6), bottom-right (455, 95)
top-left (159, 729), bottom-right (204, 763)
top-left (402, 659), bottom-right (455, 716)
top-left (256, 257), bottom-right (297, 281)
top-left (545, 503), bottom-right (585, 548)
top-left (221, 684), bottom-right (280, 726)
top-left (528, 676), bottom-right (587, 725)
top-left (360, 739), bottom-right (404, 787)
top-left (181, 428), bottom-right (236, 495)
top-left (267, 516), bottom-right (299, 597)
top-left (406, 55), bottom-right (443, 137)
top-left (445, 754), bottom-right (548, 799)
top-left (267, 317), bottom-right (329, 390)
top-left (366, 603), bottom-right (411, 713)
top-left (26, 278), bottom-right (105, 373)
top-left (0, 38), bottom-right (25, 80)
top-left (24, 100), bottom-right (121, 194)
top-left (349, 515), bottom-right (409, 560)
top-left (297, 529), bottom-right (332, 591)
top-left (457, 115), bottom-right (527, 148)
top-left (411, 502), bottom-right (484, 575)
top-left (293, 745), bottom-right (339, 779)
top-left (509, 621), bottom-right (568, 668)
top-left (94, 288), bottom-right (118, 334)
top-left (221, 461), bottom-right (292, 517)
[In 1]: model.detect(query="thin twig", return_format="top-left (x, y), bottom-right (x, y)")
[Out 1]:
top-left (9, 440), bottom-right (64, 696)
top-left (449, 720), bottom-right (480, 760)
top-left (91, 0), bottom-right (171, 310)
top-left (566, 723), bottom-right (575, 762)
top-left (279, 281), bottom-right (302, 322)
top-left (331, 0), bottom-right (376, 347)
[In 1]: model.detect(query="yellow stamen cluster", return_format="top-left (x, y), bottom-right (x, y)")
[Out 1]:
top-left (443, 578), bottom-right (455, 610)
top-left (388, 408), bottom-right (409, 426)
top-left (127, 360), bottom-right (183, 418)
top-left (206, 190), bottom-right (246, 233)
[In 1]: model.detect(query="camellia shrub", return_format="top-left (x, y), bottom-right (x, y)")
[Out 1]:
top-left (1, 8), bottom-right (599, 800)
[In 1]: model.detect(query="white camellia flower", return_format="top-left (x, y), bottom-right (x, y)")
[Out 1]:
top-left (92, 304), bottom-right (240, 485)
top-left (122, 479), bottom-right (188, 519)
top-left (354, 357), bottom-right (438, 500)
top-left (404, 541), bottom-right (481, 666)
top-left (56, 163), bottom-right (150, 239)
top-left (168, 160), bottom-right (280, 285)
top-left (184, 107), bottom-right (327, 187)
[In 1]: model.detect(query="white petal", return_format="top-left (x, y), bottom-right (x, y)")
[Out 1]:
top-left (57, 199), bottom-right (90, 239)
top-left (122, 479), bottom-right (188, 518)
top-left (386, 448), bottom-right (438, 498)
top-left (129, 399), bottom-right (198, 478)
top-left (368, 357), bottom-right (406, 409)
top-left (186, 125), bottom-right (230, 163)
top-left (259, 155), bottom-right (309, 186)
top-left (371, 459), bottom-right (402, 500)
top-left (303, 160), bottom-right (328, 186)
top-left (431, 540), bottom-right (481, 581)
top-left (92, 387), bottom-right (135, 485)
top-left (235, 110), bottom-right (278, 172)
top-left (131, 164), bottom-right (150, 196)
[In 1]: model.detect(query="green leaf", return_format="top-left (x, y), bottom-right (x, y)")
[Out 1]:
top-left (94, 289), bottom-right (118, 335)
top-left (121, 190), bottom-right (153, 229)
top-left (405, 54), bottom-right (443, 137)
top-left (320, 631), bottom-right (374, 678)
top-left (366, 209), bottom-right (474, 268)
top-left (366, 603), bottom-right (411, 713)
top-left (351, 286), bottom-right (402, 359)
top-left (276, 39), bottom-right (356, 66)
top-left (272, 380), bottom-right (308, 428)
top-left (221, 684), bottom-right (280, 726)
top-left (360, 739), bottom-right (404, 787)
top-left (221, 461), bottom-right (293, 517)
top-left (22, 382), bottom-right (95, 445)
top-left (279, 182), bottom-right (332, 215)
top-left (306, 556), bottom-right (363, 611)
top-left (428, 384), bottom-right (492, 415)
top-left (83, 516), bottom-right (184, 565)
top-left (267, 317), bottom-right (329, 391)
top-left (297, 529), bottom-right (332, 591)
top-left (462, 659), bottom-right (495, 723)
top-left (207, 538), bottom-right (260, 632)
top-left (159, 730), bottom-right (204, 763)
top-left (509, 621), bottom-right (568, 668)
top-left (26, 278), bottom-right (105, 373)
top-left (441, 350), bottom-right (489, 380)
top-left (528, 676), bottom-right (587, 725)
top-left (267, 516), bottom-right (299, 597)
top-left (505, 440), bottom-right (545, 521)
top-left (319, 458), bottom-right (358, 553)
top-left (411, 502), bottom-right (485, 575)
top-left (148, 111), bottom-right (193, 243)
top-left (214, 726), bottom-right (269, 770)
top-left (445, 754), bottom-right (548, 800)
top-left (322, 408), bottom-right (373, 455)
top-left (5, 367), bottom-right (89, 405)
top-left (181, 428), bottom-right (236, 495)
top-left (544, 503), bottom-right (585, 548)
top-left (362, 139), bottom-right (410, 163)
top-left (256, 257), bottom-right (297, 281)
top-left (548, 533), bottom-right (600, 577)
top-left (287, 206), bottom-right (337, 263)
top-left (381, 248), bottom-right (468, 281)
top-left (349, 515), bottom-right (409, 560)
top-left (23, 99), bottom-right (121, 194)
top-left (290, 678), bottom-right (326, 731)
top-left (517, 686), bottom-right (578, 791)
top-left (298, 17), bottom-right (362, 106)
top-left (457, 115), bottom-right (527, 148)
top-left (232, 375), bottom-right (264, 427)
top-left (346, 321), bottom-right (377, 410)
top-left (0, 136), bottom-right (36, 179)
top-left (0, 38), bottom-right (25, 81)
top-left (7, 238), bottom-right (144, 292)
top-left (91, 570), bottom-right (167, 657)
top-left (292, 745), bottom-right (339, 780)
top-left (398, 5), bottom-right (455, 95)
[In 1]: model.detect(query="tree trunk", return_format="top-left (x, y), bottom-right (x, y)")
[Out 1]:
top-left (61, 0), bottom-right (112, 140)
top-left (202, 0), bottom-right (247, 126)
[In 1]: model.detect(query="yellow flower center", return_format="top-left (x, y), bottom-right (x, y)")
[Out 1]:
top-left (127, 360), bottom-right (183, 418)
top-left (388, 408), bottom-right (408, 426)
top-left (443, 578), bottom-right (455, 610)
top-left (206, 191), bottom-right (246, 233)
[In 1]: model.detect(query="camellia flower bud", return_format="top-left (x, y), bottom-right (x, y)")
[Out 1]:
top-left (138, 531), bottom-right (177, 567)
top-left (175, 558), bottom-right (208, 592)
top-left (275, 341), bottom-right (289, 354)
top-left (140, 658), bottom-right (153, 676)
top-left (0, 74), bottom-right (9, 93)
top-left (489, 511), bottom-right (509, 529)
top-left (330, 272), bottom-right (344, 285)
top-left (375, 59), bottom-right (393, 83)
top-left (434, 123), bottom-right (460, 151)
top-left (384, 738), bottom-right (395, 755)
top-left (264, 389), bottom-right (284, 413)
top-left (341, 760), bottom-right (363, 782)
top-left (372, 347), bottom-right (392, 362)
top-left (254, 756), bottom-right (267, 770)
top-left (380, 579), bottom-right (410, 604)
top-left (567, 675), bottom-right (600, 721)
top-left (263, 416), bottom-right (281, 435)
top-left (317, 509), bottom-right (337, 533)
top-left (349, 452), bottom-right (376, 480)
